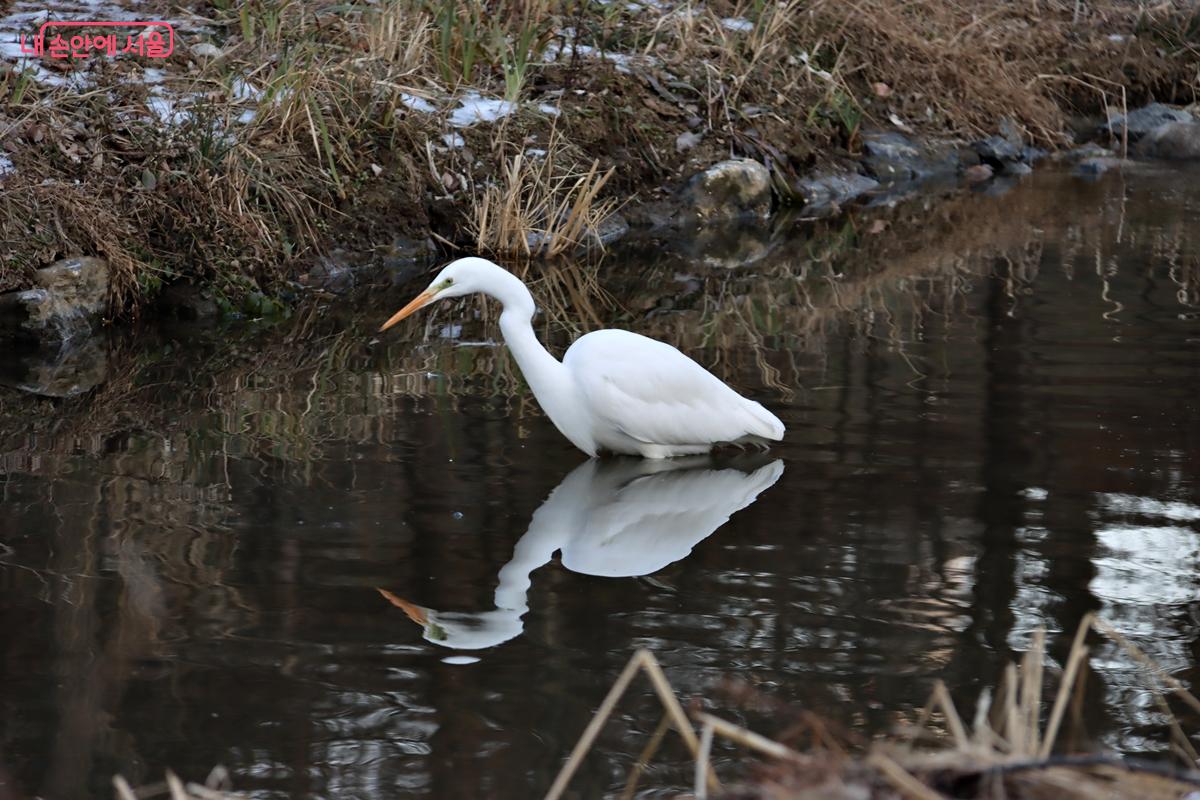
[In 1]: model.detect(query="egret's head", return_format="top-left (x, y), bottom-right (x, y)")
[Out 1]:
top-left (378, 257), bottom-right (501, 332)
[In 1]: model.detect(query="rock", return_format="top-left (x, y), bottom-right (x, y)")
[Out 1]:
top-left (1059, 143), bottom-right (1114, 163)
top-left (973, 135), bottom-right (1023, 166)
top-left (590, 212), bottom-right (630, 247)
top-left (0, 256), bottom-right (108, 343)
top-left (678, 158), bottom-right (772, 221)
top-left (963, 164), bottom-right (994, 184)
top-left (790, 171), bottom-right (879, 213)
top-left (157, 282), bottom-right (218, 319)
top-left (1001, 161), bottom-right (1033, 176)
top-left (1104, 103), bottom-right (1194, 140)
top-left (1022, 146), bottom-right (1048, 164)
top-left (623, 198), bottom-right (683, 229)
top-left (1134, 122), bottom-right (1200, 160)
top-left (860, 131), bottom-right (959, 182)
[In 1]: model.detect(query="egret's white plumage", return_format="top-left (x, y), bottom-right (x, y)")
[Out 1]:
top-left (379, 257), bottom-right (785, 458)
top-left (380, 456), bottom-right (784, 650)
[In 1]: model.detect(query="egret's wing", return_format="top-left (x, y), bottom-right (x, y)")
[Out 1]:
top-left (565, 330), bottom-right (783, 446)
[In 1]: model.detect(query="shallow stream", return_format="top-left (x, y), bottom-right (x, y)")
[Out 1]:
top-left (1, 167), bottom-right (1198, 798)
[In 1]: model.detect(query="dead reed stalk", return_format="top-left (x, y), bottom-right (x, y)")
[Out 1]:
top-left (548, 615), bottom-right (1200, 799)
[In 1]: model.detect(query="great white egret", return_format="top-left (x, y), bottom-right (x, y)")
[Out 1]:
top-left (379, 257), bottom-right (785, 458)
top-left (379, 455), bottom-right (784, 650)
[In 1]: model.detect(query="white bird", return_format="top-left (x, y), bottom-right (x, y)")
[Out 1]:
top-left (379, 257), bottom-right (785, 458)
top-left (380, 455), bottom-right (784, 651)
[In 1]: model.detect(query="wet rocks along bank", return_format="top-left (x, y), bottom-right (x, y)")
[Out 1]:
top-left (3, 102), bottom-right (1200, 349)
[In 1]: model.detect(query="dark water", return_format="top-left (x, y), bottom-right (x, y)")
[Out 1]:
top-left (1, 167), bottom-right (1199, 798)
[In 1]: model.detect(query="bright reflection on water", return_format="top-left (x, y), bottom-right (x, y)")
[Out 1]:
top-left (380, 457), bottom-right (784, 651)
top-left (1, 167), bottom-right (1199, 798)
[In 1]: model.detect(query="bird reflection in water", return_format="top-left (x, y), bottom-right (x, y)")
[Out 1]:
top-left (379, 456), bottom-right (784, 651)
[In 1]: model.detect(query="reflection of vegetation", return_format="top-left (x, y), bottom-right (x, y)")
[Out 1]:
top-left (1, 170), bottom-right (1198, 797)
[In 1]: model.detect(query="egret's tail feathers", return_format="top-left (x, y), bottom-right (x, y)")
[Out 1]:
top-left (743, 399), bottom-right (785, 441)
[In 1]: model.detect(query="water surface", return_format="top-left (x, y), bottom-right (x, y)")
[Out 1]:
top-left (1, 167), bottom-right (1199, 798)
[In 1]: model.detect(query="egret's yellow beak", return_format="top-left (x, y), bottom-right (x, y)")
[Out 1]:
top-left (377, 588), bottom-right (428, 625)
top-left (379, 289), bottom-right (436, 332)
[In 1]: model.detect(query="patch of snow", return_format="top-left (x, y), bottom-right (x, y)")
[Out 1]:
top-left (145, 92), bottom-right (192, 126)
top-left (0, 151), bottom-right (14, 177)
top-left (441, 132), bottom-right (464, 148)
top-left (721, 17), bottom-right (754, 32)
top-left (142, 67), bottom-right (165, 84)
top-left (448, 94), bottom-right (516, 127)
top-left (541, 34), bottom-right (655, 73)
top-left (400, 93), bottom-right (436, 113)
top-left (231, 76), bottom-right (261, 103)
top-left (537, 102), bottom-right (560, 116)
top-left (524, 148), bottom-right (547, 158)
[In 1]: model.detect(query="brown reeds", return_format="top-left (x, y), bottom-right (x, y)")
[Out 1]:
top-left (467, 128), bottom-right (618, 258)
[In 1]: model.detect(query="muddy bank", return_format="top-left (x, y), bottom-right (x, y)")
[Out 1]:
top-left (0, 0), bottom-right (1198, 338)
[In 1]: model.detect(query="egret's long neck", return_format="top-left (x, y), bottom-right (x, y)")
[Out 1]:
top-left (490, 276), bottom-right (568, 405)
top-left (481, 267), bottom-right (594, 454)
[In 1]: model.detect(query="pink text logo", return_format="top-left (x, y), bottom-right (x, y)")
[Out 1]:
top-left (19, 21), bottom-right (175, 60)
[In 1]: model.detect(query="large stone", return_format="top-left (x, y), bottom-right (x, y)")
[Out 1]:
top-left (790, 171), bottom-right (879, 214)
top-left (1104, 103), bottom-right (1194, 140)
top-left (0, 256), bottom-right (109, 342)
top-left (860, 131), bottom-right (959, 182)
top-left (590, 212), bottom-right (630, 248)
top-left (679, 158), bottom-right (772, 221)
top-left (1134, 122), bottom-right (1200, 160)
top-left (973, 135), bottom-right (1023, 166)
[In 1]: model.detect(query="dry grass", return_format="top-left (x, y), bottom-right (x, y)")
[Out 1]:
top-left (467, 127), bottom-right (619, 257)
top-left (0, 0), bottom-right (1196, 314)
top-left (546, 616), bottom-right (1200, 799)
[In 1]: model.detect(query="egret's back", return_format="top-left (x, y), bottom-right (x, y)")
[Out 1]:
top-left (564, 329), bottom-right (784, 457)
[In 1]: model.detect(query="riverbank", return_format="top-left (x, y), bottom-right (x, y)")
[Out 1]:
top-left (0, 0), bottom-right (1198, 330)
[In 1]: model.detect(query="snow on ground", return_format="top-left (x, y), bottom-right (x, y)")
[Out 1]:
top-left (400, 93), bottom-right (437, 114)
top-left (721, 17), bottom-right (754, 32)
top-left (448, 95), bottom-right (517, 127)
top-left (541, 36), bottom-right (655, 73)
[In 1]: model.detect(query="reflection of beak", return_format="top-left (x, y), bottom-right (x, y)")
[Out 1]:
top-left (378, 588), bottom-right (428, 625)
top-left (379, 290), bottom-right (435, 332)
